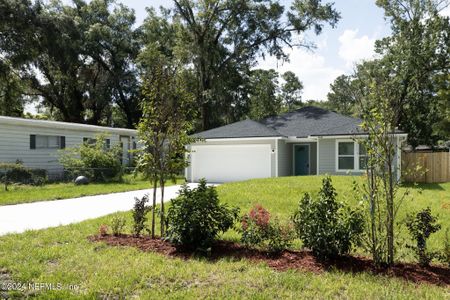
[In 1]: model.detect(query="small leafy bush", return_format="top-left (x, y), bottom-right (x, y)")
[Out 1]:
top-left (99, 224), bottom-right (109, 236)
top-left (266, 218), bottom-right (296, 254)
top-left (241, 204), bottom-right (271, 247)
top-left (241, 204), bottom-right (295, 254)
top-left (111, 215), bottom-right (127, 236)
top-left (166, 179), bottom-right (239, 251)
top-left (0, 162), bottom-right (47, 190)
top-left (406, 207), bottom-right (441, 267)
top-left (59, 134), bottom-right (122, 182)
top-left (293, 176), bottom-right (364, 259)
top-left (132, 195), bottom-right (151, 236)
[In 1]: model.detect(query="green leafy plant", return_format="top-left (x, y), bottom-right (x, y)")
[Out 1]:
top-left (0, 162), bottom-right (47, 190)
top-left (266, 218), bottom-right (296, 254)
top-left (111, 215), bottom-right (127, 236)
top-left (241, 204), bottom-right (295, 254)
top-left (241, 204), bottom-right (271, 247)
top-left (406, 207), bottom-right (441, 267)
top-left (132, 195), bottom-right (151, 237)
top-left (59, 134), bottom-right (122, 182)
top-left (293, 176), bottom-right (364, 259)
top-left (166, 180), bottom-right (239, 251)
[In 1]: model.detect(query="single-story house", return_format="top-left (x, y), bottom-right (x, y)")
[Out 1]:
top-left (0, 116), bottom-right (137, 178)
top-left (186, 106), bottom-right (407, 183)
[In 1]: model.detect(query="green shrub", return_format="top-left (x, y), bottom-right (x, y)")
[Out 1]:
top-left (241, 204), bottom-right (271, 247)
top-left (0, 162), bottom-right (47, 190)
top-left (241, 204), bottom-right (295, 254)
top-left (266, 218), bottom-right (296, 254)
top-left (406, 207), bottom-right (441, 267)
top-left (166, 180), bottom-right (239, 251)
top-left (293, 176), bottom-right (364, 259)
top-left (132, 195), bottom-right (151, 237)
top-left (59, 134), bottom-right (122, 182)
top-left (111, 215), bottom-right (127, 236)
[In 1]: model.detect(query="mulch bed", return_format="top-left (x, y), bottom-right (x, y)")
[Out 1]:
top-left (89, 234), bottom-right (450, 287)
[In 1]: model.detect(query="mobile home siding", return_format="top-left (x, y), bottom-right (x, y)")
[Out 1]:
top-left (0, 121), bottom-right (136, 178)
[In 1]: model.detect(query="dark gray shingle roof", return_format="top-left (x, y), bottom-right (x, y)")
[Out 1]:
top-left (193, 106), bottom-right (366, 139)
top-left (261, 106), bottom-right (364, 137)
top-left (193, 119), bottom-right (281, 139)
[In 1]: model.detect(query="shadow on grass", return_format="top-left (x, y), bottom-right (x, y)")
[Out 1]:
top-left (89, 234), bottom-right (450, 287)
top-left (401, 182), bottom-right (446, 191)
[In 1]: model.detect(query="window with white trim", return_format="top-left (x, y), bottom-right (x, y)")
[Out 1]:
top-left (36, 135), bottom-right (60, 149)
top-left (358, 143), bottom-right (368, 170)
top-left (336, 140), bottom-right (368, 171)
top-left (337, 142), bottom-right (354, 170)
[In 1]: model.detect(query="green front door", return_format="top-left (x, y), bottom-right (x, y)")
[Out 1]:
top-left (294, 145), bottom-right (309, 176)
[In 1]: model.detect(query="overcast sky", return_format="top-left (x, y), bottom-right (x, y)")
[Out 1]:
top-left (59, 0), bottom-right (450, 101)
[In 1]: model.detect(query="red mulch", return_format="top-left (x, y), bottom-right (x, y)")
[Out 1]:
top-left (89, 234), bottom-right (450, 287)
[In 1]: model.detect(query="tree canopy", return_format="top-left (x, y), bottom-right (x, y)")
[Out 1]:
top-left (327, 0), bottom-right (450, 146)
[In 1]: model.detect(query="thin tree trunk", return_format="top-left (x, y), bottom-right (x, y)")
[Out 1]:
top-left (369, 167), bottom-right (378, 264)
top-left (160, 179), bottom-right (165, 237)
top-left (386, 144), bottom-right (395, 266)
top-left (151, 178), bottom-right (157, 239)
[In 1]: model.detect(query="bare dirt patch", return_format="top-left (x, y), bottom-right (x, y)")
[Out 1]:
top-left (89, 234), bottom-right (450, 287)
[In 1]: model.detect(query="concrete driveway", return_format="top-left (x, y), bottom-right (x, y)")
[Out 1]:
top-left (0, 183), bottom-right (199, 236)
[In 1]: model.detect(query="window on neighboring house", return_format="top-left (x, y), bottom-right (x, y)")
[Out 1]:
top-left (83, 137), bottom-right (110, 149)
top-left (337, 141), bottom-right (355, 170)
top-left (83, 137), bottom-right (97, 145)
top-left (31, 135), bottom-right (64, 149)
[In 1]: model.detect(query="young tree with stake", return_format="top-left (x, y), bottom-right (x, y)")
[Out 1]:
top-left (136, 57), bottom-right (196, 238)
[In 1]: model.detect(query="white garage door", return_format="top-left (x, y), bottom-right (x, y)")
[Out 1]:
top-left (191, 144), bottom-right (272, 183)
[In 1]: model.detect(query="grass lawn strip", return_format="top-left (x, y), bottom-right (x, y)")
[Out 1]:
top-left (0, 176), bottom-right (448, 299)
top-left (0, 175), bottom-right (184, 206)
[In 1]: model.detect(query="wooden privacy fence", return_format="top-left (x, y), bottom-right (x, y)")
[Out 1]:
top-left (402, 151), bottom-right (450, 183)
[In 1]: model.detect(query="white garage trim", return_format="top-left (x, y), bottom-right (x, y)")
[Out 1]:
top-left (203, 137), bottom-right (283, 142)
top-left (190, 144), bottom-right (272, 183)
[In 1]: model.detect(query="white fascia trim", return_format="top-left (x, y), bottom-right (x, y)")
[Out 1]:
top-left (316, 133), bottom-right (408, 139)
top-left (285, 137), bottom-right (318, 143)
top-left (275, 139), bottom-right (279, 177)
top-left (201, 137), bottom-right (284, 142)
top-left (0, 116), bottom-right (137, 135)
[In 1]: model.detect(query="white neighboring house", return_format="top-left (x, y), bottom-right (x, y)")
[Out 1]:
top-left (0, 116), bottom-right (137, 179)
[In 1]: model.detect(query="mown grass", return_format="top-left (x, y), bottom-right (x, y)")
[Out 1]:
top-left (0, 176), bottom-right (449, 299)
top-left (0, 175), bottom-right (184, 206)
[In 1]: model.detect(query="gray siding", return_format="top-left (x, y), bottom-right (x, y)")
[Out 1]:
top-left (318, 139), bottom-right (335, 174)
top-left (0, 123), bottom-right (135, 177)
top-left (186, 139), bottom-right (277, 182)
top-left (309, 142), bottom-right (317, 175)
top-left (277, 139), bottom-right (292, 177)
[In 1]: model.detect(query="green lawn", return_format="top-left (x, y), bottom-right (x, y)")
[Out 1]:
top-left (0, 176), bottom-right (448, 299)
top-left (0, 175), bottom-right (183, 206)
